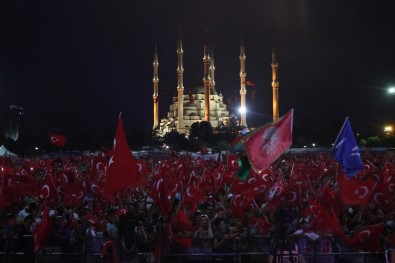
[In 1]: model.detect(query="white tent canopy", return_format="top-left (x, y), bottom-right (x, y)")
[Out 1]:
top-left (0, 145), bottom-right (17, 157)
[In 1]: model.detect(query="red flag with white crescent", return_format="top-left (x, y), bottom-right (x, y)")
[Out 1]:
top-left (102, 113), bottom-right (144, 199)
top-left (49, 133), bottom-right (66, 147)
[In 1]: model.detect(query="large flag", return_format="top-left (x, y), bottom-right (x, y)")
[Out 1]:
top-left (49, 133), bottom-right (66, 147)
top-left (243, 109), bottom-right (293, 173)
top-left (102, 113), bottom-right (142, 198)
top-left (331, 118), bottom-right (363, 178)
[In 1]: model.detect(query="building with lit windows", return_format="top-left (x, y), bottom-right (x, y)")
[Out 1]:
top-left (3, 105), bottom-right (24, 141)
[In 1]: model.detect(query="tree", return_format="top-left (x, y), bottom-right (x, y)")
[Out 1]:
top-left (163, 130), bottom-right (188, 151)
top-left (189, 121), bottom-right (213, 142)
top-left (212, 140), bottom-right (231, 152)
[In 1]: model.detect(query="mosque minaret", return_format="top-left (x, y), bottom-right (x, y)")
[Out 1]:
top-left (154, 32), bottom-right (282, 137)
top-left (209, 45), bottom-right (216, 94)
top-left (203, 43), bottom-right (211, 122)
top-left (271, 45), bottom-right (279, 121)
top-left (239, 36), bottom-right (248, 127)
top-left (152, 42), bottom-right (159, 128)
top-left (176, 32), bottom-right (185, 133)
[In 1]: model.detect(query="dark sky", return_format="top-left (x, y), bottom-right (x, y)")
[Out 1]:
top-left (1, 0), bottom-right (395, 141)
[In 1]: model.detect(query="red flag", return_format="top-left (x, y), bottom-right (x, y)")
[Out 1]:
top-left (34, 205), bottom-right (52, 252)
top-left (171, 210), bottom-right (193, 231)
top-left (344, 223), bottom-right (384, 252)
top-left (243, 109), bottom-right (293, 173)
top-left (245, 80), bottom-right (256, 87)
top-left (338, 172), bottom-right (378, 205)
top-left (49, 133), bottom-right (66, 147)
top-left (62, 182), bottom-right (86, 208)
top-left (102, 113), bottom-right (143, 198)
top-left (39, 174), bottom-right (58, 204)
top-left (249, 217), bottom-right (274, 236)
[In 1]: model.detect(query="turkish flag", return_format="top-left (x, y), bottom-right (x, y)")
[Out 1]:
top-left (338, 172), bottom-right (378, 205)
top-left (249, 217), bottom-right (274, 236)
top-left (245, 80), bottom-right (256, 87)
top-left (34, 205), bottom-right (52, 252)
top-left (62, 182), bottom-right (86, 208)
top-left (171, 210), bottom-right (193, 231)
top-left (49, 133), bottom-right (66, 147)
top-left (38, 172), bottom-right (59, 205)
top-left (102, 113), bottom-right (143, 199)
top-left (243, 109), bottom-right (293, 173)
top-left (344, 223), bottom-right (384, 252)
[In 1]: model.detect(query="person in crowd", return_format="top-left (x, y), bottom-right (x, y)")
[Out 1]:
top-left (115, 213), bottom-right (146, 263)
top-left (3, 214), bottom-right (18, 261)
top-left (51, 215), bottom-right (70, 252)
top-left (86, 220), bottom-right (105, 253)
top-left (213, 218), bottom-right (236, 261)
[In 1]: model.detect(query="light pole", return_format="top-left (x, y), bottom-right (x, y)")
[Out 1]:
top-left (238, 107), bottom-right (247, 128)
top-left (384, 125), bottom-right (393, 137)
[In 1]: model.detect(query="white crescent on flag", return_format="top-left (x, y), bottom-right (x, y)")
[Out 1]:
top-left (373, 193), bottom-right (384, 204)
top-left (355, 186), bottom-right (369, 199)
top-left (358, 230), bottom-right (371, 240)
top-left (72, 191), bottom-right (84, 199)
top-left (41, 185), bottom-right (50, 198)
top-left (253, 185), bottom-right (266, 194)
top-left (233, 194), bottom-right (242, 207)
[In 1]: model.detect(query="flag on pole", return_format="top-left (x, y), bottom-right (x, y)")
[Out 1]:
top-left (236, 154), bottom-right (251, 180)
top-left (243, 109), bottom-right (293, 173)
top-left (34, 205), bottom-right (52, 252)
top-left (244, 80), bottom-right (256, 88)
top-left (102, 113), bottom-right (142, 198)
top-left (331, 118), bottom-right (363, 178)
top-left (49, 133), bottom-right (66, 147)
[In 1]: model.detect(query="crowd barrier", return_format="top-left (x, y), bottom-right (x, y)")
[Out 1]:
top-left (0, 235), bottom-right (390, 263)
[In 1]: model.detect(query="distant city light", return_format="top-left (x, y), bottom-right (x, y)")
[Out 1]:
top-left (35, 147), bottom-right (39, 150)
top-left (312, 143), bottom-right (316, 147)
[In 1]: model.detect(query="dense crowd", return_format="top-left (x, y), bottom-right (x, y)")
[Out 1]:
top-left (1, 150), bottom-right (395, 262)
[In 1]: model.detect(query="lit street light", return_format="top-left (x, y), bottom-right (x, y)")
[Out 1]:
top-left (384, 125), bottom-right (393, 136)
top-left (389, 87), bottom-right (395, 95)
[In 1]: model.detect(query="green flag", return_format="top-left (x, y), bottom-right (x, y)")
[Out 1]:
top-left (236, 154), bottom-right (251, 180)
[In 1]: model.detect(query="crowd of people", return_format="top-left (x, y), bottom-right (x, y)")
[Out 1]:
top-left (1, 149), bottom-right (395, 262)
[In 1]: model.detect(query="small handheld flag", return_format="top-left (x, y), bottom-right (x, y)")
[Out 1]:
top-left (331, 118), bottom-right (363, 178)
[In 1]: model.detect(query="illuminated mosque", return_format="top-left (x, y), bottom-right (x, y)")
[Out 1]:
top-left (152, 34), bottom-right (279, 137)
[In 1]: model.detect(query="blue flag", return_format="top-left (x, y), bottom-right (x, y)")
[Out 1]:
top-left (331, 118), bottom-right (363, 178)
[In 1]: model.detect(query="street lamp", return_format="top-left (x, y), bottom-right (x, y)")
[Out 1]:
top-left (238, 107), bottom-right (247, 114)
top-left (384, 125), bottom-right (393, 136)
top-left (389, 87), bottom-right (395, 95)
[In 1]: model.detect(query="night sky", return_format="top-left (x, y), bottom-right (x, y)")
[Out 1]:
top-left (1, 1), bottom-right (395, 143)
